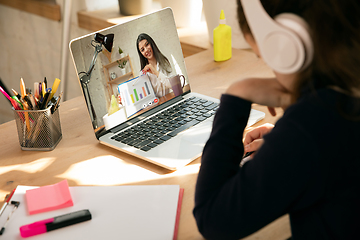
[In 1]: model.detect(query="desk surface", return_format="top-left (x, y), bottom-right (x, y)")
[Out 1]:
top-left (0, 49), bottom-right (290, 239)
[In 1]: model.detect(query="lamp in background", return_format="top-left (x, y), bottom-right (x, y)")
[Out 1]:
top-left (78, 33), bottom-right (114, 130)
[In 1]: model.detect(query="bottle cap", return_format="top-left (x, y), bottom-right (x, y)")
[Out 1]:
top-left (219, 10), bottom-right (226, 24)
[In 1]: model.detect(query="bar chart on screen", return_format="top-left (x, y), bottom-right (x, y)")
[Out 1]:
top-left (118, 75), bottom-right (157, 118)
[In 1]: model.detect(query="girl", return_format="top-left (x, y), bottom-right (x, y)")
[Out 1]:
top-left (193, 0), bottom-right (360, 239)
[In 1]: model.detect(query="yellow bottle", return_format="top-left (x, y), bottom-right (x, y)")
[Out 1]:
top-left (213, 10), bottom-right (232, 62)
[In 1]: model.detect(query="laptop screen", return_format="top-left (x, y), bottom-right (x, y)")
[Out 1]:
top-left (70, 8), bottom-right (190, 135)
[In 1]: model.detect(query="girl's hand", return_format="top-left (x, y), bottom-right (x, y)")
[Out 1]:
top-left (225, 77), bottom-right (292, 116)
top-left (244, 123), bottom-right (274, 157)
top-left (143, 64), bottom-right (159, 77)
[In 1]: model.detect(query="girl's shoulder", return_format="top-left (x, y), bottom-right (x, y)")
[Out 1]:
top-left (280, 88), bottom-right (360, 135)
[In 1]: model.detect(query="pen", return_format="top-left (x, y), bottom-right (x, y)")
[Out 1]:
top-left (11, 95), bottom-right (23, 108)
top-left (49, 78), bottom-right (61, 100)
top-left (22, 103), bottom-right (31, 132)
top-left (42, 82), bottom-right (46, 97)
top-left (0, 86), bottom-right (12, 103)
top-left (0, 79), bottom-right (13, 106)
top-left (34, 82), bottom-right (39, 99)
top-left (10, 90), bottom-right (34, 122)
top-left (20, 78), bottom-right (31, 131)
top-left (20, 78), bottom-right (26, 98)
top-left (0, 189), bottom-right (15, 218)
top-left (0, 201), bottom-right (20, 236)
top-left (11, 97), bottom-right (23, 110)
top-left (20, 209), bottom-right (92, 238)
top-left (26, 87), bottom-right (32, 95)
top-left (10, 98), bottom-right (22, 112)
top-left (23, 95), bottom-right (34, 110)
top-left (44, 77), bottom-right (47, 89)
top-left (38, 82), bottom-right (42, 98)
top-left (240, 151), bottom-right (255, 167)
top-left (242, 151), bottom-right (255, 159)
top-left (28, 93), bottom-right (37, 110)
top-left (12, 89), bottom-right (27, 109)
top-left (0, 78), bottom-right (12, 98)
top-left (1, 88), bottom-right (24, 117)
top-left (11, 89), bottom-right (21, 100)
top-left (0, 78), bottom-right (13, 106)
top-left (51, 92), bottom-right (62, 114)
top-left (40, 90), bottom-right (50, 109)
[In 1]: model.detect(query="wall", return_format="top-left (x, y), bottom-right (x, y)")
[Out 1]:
top-left (0, 0), bottom-right (95, 124)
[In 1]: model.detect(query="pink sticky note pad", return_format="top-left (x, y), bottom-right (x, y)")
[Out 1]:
top-left (25, 179), bottom-right (74, 215)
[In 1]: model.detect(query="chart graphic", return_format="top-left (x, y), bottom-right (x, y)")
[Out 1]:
top-left (118, 75), bottom-right (157, 118)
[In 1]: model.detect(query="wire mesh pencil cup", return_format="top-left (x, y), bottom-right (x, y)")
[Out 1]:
top-left (13, 107), bottom-right (62, 151)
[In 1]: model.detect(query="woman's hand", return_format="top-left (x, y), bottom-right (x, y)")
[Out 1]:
top-left (244, 123), bottom-right (274, 157)
top-left (226, 77), bottom-right (292, 116)
top-left (143, 64), bottom-right (159, 77)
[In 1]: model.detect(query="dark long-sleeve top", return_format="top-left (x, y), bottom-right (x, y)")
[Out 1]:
top-left (193, 88), bottom-right (360, 240)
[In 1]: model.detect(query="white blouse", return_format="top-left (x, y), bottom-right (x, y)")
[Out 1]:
top-left (144, 62), bottom-right (172, 98)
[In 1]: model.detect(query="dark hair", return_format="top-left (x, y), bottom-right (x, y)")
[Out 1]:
top-left (136, 33), bottom-right (172, 74)
top-left (237, 0), bottom-right (360, 102)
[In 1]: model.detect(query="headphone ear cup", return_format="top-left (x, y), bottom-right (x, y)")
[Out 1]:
top-left (260, 25), bottom-right (305, 74)
top-left (274, 13), bottom-right (314, 71)
top-left (240, 0), bottom-right (313, 74)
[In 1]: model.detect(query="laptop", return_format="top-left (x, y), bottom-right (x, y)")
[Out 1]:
top-left (69, 8), bottom-right (265, 170)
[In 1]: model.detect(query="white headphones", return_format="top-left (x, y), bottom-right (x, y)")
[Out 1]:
top-left (240, 0), bottom-right (313, 74)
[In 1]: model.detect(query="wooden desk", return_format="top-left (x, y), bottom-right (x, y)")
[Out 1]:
top-left (0, 49), bottom-right (290, 239)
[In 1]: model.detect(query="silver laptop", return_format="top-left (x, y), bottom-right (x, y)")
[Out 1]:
top-left (69, 8), bottom-right (264, 170)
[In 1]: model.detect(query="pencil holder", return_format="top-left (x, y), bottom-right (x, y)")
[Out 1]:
top-left (13, 107), bottom-right (62, 151)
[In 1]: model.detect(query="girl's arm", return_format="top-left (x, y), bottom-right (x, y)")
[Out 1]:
top-left (193, 93), bottom-right (321, 239)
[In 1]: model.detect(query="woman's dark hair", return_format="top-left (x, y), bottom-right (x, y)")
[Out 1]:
top-left (136, 33), bottom-right (172, 74)
top-left (237, 0), bottom-right (360, 102)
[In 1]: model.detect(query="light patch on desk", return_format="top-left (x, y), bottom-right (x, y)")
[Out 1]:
top-left (68, 106), bottom-right (81, 112)
top-left (0, 158), bottom-right (55, 174)
top-left (56, 155), bottom-right (162, 185)
top-left (173, 163), bottom-right (200, 176)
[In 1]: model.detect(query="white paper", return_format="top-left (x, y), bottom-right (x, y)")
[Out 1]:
top-left (0, 185), bottom-right (180, 240)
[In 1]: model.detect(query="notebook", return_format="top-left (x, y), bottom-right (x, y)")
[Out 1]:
top-left (69, 8), bottom-right (265, 170)
top-left (0, 185), bottom-right (183, 239)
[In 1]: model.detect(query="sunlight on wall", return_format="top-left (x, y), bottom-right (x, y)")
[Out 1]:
top-left (171, 54), bottom-right (183, 75)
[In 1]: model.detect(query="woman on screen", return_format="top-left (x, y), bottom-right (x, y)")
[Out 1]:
top-left (136, 33), bottom-right (172, 98)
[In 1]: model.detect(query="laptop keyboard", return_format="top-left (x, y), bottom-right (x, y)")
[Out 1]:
top-left (110, 96), bottom-right (219, 152)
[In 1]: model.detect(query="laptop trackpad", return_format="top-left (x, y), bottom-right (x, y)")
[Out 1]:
top-left (179, 120), bottom-right (213, 144)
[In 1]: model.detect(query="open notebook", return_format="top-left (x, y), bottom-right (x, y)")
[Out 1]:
top-left (69, 8), bottom-right (265, 170)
